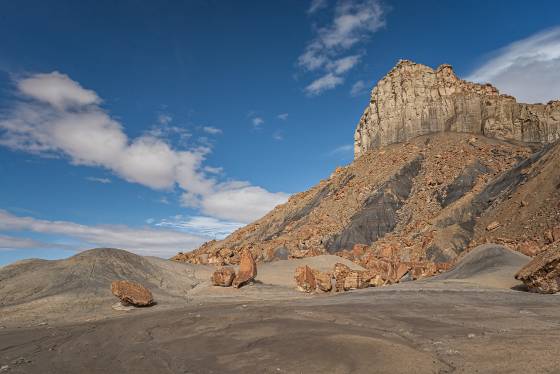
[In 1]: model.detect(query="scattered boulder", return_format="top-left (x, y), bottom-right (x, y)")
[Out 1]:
top-left (544, 229), bottom-right (555, 244)
top-left (395, 263), bottom-right (411, 281)
top-left (486, 221), bottom-right (501, 231)
top-left (515, 244), bottom-right (560, 293)
top-left (553, 226), bottom-right (560, 242)
top-left (517, 240), bottom-right (542, 257)
top-left (343, 271), bottom-right (372, 291)
top-left (313, 269), bottom-right (333, 292)
top-left (294, 265), bottom-right (316, 293)
top-left (334, 263), bottom-right (352, 292)
top-left (110, 280), bottom-right (153, 307)
top-left (211, 267), bottom-right (236, 287)
top-left (232, 249), bottom-right (257, 288)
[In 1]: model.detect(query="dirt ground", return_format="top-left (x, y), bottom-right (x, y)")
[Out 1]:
top-left (1, 287), bottom-right (560, 374)
top-left (1, 245), bottom-right (559, 373)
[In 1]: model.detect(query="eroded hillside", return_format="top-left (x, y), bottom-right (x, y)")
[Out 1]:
top-left (173, 60), bottom-right (560, 270)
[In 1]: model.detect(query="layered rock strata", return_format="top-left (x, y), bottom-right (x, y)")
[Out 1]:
top-left (354, 60), bottom-right (560, 158)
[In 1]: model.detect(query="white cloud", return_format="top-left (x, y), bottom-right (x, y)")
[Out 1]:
top-left (0, 210), bottom-right (207, 257)
top-left (155, 215), bottom-right (244, 239)
top-left (197, 182), bottom-right (289, 223)
top-left (0, 72), bottom-right (288, 226)
top-left (252, 116), bottom-right (264, 127)
top-left (204, 165), bottom-right (223, 174)
top-left (327, 55), bottom-right (361, 74)
top-left (350, 80), bottom-right (368, 96)
top-left (298, 0), bottom-right (385, 95)
top-left (158, 196), bottom-right (170, 205)
top-left (202, 126), bottom-right (222, 135)
top-left (277, 113), bottom-right (289, 120)
top-left (466, 27), bottom-right (560, 104)
top-left (0, 234), bottom-right (46, 250)
top-left (307, 0), bottom-right (328, 14)
top-left (305, 73), bottom-right (344, 95)
top-left (18, 71), bottom-right (100, 110)
top-left (86, 176), bottom-right (111, 184)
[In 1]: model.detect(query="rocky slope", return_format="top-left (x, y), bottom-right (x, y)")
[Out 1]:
top-left (354, 60), bottom-right (560, 158)
top-left (173, 60), bottom-right (560, 271)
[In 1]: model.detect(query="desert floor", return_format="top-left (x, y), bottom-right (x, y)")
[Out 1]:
top-left (1, 245), bottom-right (559, 373)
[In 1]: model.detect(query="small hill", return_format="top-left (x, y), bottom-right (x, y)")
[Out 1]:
top-left (433, 244), bottom-right (530, 289)
top-left (0, 248), bottom-right (210, 325)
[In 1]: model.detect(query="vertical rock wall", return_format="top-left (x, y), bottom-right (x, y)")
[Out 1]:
top-left (354, 60), bottom-right (560, 158)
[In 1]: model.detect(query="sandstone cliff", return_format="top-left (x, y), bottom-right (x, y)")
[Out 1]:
top-left (354, 60), bottom-right (560, 158)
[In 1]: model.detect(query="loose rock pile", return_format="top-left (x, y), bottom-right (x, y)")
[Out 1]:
top-left (210, 249), bottom-right (257, 289)
top-left (294, 257), bottom-right (449, 294)
top-left (515, 242), bottom-right (560, 293)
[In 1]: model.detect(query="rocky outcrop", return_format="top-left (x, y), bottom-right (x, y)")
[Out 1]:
top-left (110, 280), bottom-right (153, 306)
top-left (515, 243), bottom-right (560, 293)
top-left (211, 267), bottom-right (236, 287)
top-left (354, 60), bottom-right (560, 158)
top-left (232, 249), bottom-right (257, 288)
top-left (313, 269), bottom-right (333, 292)
top-left (294, 265), bottom-right (317, 293)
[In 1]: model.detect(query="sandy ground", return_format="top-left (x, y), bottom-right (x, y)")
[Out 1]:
top-left (1, 245), bottom-right (560, 373)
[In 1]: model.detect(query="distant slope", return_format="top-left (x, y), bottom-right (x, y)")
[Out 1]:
top-left (175, 133), bottom-right (539, 265)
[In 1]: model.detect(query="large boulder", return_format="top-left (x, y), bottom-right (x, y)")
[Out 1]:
top-left (211, 267), bottom-right (236, 287)
top-left (334, 263), bottom-right (352, 292)
top-left (294, 265), bottom-right (316, 293)
top-left (343, 271), bottom-right (372, 291)
top-left (515, 244), bottom-right (560, 293)
top-left (313, 269), bottom-right (333, 292)
top-left (232, 249), bottom-right (257, 288)
top-left (110, 280), bottom-right (153, 306)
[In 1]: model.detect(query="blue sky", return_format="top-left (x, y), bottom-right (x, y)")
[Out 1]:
top-left (1, 0), bottom-right (560, 265)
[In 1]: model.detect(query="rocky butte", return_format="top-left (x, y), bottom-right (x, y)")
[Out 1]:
top-left (173, 60), bottom-right (560, 283)
top-left (354, 60), bottom-right (560, 157)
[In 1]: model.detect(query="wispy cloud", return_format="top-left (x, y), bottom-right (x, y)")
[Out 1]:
top-left (252, 116), bottom-right (264, 127)
top-left (0, 234), bottom-right (47, 250)
top-left (157, 113), bottom-right (173, 125)
top-left (467, 26), bottom-right (560, 103)
top-left (202, 126), bottom-right (222, 135)
top-left (299, 0), bottom-right (386, 95)
top-left (327, 55), bottom-right (361, 74)
top-left (277, 113), bottom-right (289, 120)
top-left (0, 209), bottom-right (207, 257)
top-left (86, 176), bottom-right (111, 184)
top-left (203, 166), bottom-right (223, 174)
top-left (306, 73), bottom-right (344, 95)
top-left (0, 72), bottom-right (288, 225)
top-left (350, 80), bottom-right (368, 96)
top-left (155, 215), bottom-right (244, 239)
top-left (307, 0), bottom-right (328, 14)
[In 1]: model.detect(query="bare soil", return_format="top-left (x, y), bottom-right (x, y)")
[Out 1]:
top-left (1, 245), bottom-right (559, 373)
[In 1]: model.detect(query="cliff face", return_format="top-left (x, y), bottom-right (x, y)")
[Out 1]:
top-left (354, 60), bottom-right (560, 158)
